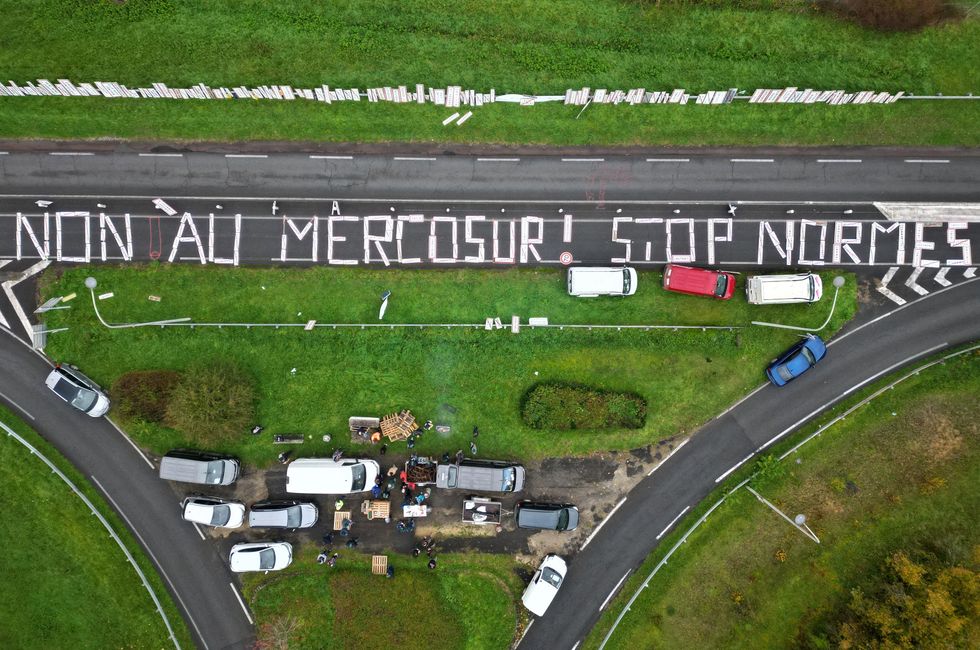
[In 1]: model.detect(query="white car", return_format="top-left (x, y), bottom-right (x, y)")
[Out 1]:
top-left (229, 542), bottom-right (293, 573)
top-left (285, 458), bottom-right (380, 494)
top-left (181, 496), bottom-right (246, 529)
top-left (44, 364), bottom-right (110, 417)
top-left (522, 554), bottom-right (567, 616)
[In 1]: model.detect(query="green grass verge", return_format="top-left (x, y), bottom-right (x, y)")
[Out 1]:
top-left (585, 347), bottom-right (979, 649)
top-left (242, 548), bottom-right (523, 649)
top-left (0, 406), bottom-right (193, 649)
top-left (1, 1), bottom-right (978, 145)
top-left (39, 265), bottom-right (855, 466)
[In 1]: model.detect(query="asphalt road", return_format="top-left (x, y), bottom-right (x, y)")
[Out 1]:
top-left (521, 278), bottom-right (980, 650)
top-left (0, 329), bottom-right (254, 650)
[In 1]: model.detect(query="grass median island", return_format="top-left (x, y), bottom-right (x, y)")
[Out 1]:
top-left (585, 348), bottom-right (980, 649)
top-left (0, 406), bottom-right (192, 649)
top-left (243, 551), bottom-right (522, 649)
top-left (0, 1), bottom-right (978, 145)
top-left (39, 265), bottom-right (855, 465)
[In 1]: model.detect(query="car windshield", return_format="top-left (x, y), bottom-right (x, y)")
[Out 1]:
top-left (623, 269), bottom-right (631, 294)
top-left (777, 365), bottom-right (795, 382)
top-left (259, 548), bottom-right (277, 570)
top-left (541, 567), bottom-right (563, 588)
top-left (210, 505), bottom-right (231, 526)
top-left (501, 468), bottom-right (515, 491)
top-left (206, 461), bottom-right (226, 484)
top-left (351, 463), bottom-right (366, 491)
top-left (714, 275), bottom-right (729, 297)
top-left (801, 346), bottom-right (817, 365)
top-left (557, 509), bottom-right (569, 530)
top-left (285, 506), bottom-right (301, 528)
top-left (70, 386), bottom-right (98, 410)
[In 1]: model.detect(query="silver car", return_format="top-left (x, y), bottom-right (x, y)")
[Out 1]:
top-left (181, 496), bottom-right (246, 529)
top-left (45, 364), bottom-right (110, 417)
top-left (248, 501), bottom-right (319, 529)
top-left (229, 542), bottom-right (293, 573)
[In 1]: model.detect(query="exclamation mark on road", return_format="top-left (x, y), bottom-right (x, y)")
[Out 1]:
top-left (563, 214), bottom-right (573, 243)
top-left (147, 216), bottom-right (162, 260)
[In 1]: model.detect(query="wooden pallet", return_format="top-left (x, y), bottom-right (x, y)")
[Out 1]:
top-left (333, 511), bottom-right (351, 531)
top-left (380, 409), bottom-right (416, 442)
top-left (360, 500), bottom-right (390, 521)
top-left (371, 555), bottom-right (388, 575)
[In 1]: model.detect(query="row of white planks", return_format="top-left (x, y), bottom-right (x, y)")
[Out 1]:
top-left (0, 78), bottom-right (904, 107)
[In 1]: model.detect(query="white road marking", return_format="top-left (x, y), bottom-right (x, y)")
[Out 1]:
top-left (757, 342), bottom-right (948, 451)
top-left (934, 266), bottom-right (951, 287)
top-left (570, 642), bottom-right (580, 650)
top-left (138, 153), bottom-right (183, 158)
top-left (904, 267), bottom-right (929, 295)
top-left (580, 497), bottom-right (627, 551)
top-left (309, 155), bottom-right (353, 160)
top-left (393, 156), bottom-right (436, 161)
top-left (0, 152), bottom-right (9, 155)
top-left (648, 438), bottom-right (689, 476)
top-left (91, 475), bottom-right (209, 650)
top-left (876, 267), bottom-right (907, 305)
top-left (224, 154), bottom-right (267, 158)
top-left (646, 158), bottom-right (690, 162)
top-left (655, 505), bottom-right (691, 540)
top-left (730, 158), bottom-right (774, 163)
top-left (561, 158), bottom-right (605, 162)
top-left (715, 383), bottom-right (768, 419)
top-left (715, 453), bottom-right (754, 483)
top-left (965, 267), bottom-right (977, 278)
top-left (477, 157), bottom-right (520, 162)
top-left (106, 417), bottom-right (155, 469)
top-left (229, 583), bottom-right (253, 624)
top-left (516, 620), bottom-right (534, 647)
top-left (816, 159), bottom-right (862, 163)
top-left (192, 523), bottom-right (206, 541)
top-left (599, 571), bottom-right (632, 611)
top-left (0, 390), bottom-right (35, 420)
top-left (904, 159), bottom-right (949, 163)
top-left (49, 152), bottom-right (94, 156)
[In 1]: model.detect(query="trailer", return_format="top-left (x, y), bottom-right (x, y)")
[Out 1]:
top-left (462, 497), bottom-right (502, 525)
top-left (404, 456), bottom-right (438, 486)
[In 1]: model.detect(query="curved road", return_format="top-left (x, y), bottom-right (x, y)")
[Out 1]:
top-left (522, 278), bottom-right (980, 650)
top-left (0, 330), bottom-right (254, 650)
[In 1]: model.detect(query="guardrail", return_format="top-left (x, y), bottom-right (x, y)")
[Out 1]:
top-left (0, 420), bottom-right (181, 650)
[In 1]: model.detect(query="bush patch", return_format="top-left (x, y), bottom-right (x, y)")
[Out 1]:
top-left (521, 383), bottom-right (647, 430)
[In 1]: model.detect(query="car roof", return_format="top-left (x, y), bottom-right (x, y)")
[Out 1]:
top-left (569, 267), bottom-right (626, 294)
top-left (665, 264), bottom-right (723, 294)
top-left (286, 458), bottom-right (378, 493)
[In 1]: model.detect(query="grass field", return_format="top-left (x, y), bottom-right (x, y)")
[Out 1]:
top-left (244, 550), bottom-right (523, 649)
top-left (0, 406), bottom-right (192, 649)
top-left (1, 1), bottom-right (977, 145)
top-left (39, 265), bottom-right (855, 465)
top-left (586, 347), bottom-right (979, 649)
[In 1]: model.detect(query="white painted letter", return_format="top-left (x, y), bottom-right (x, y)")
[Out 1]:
top-left (869, 222), bottom-right (905, 265)
top-left (168, 213), bottom-right (206, 264)
top-left (492, 220), bottom-right (516, 264)
top-left (666, 218), bottom-right (695, 263)
top-left (520, 216), bottom-right (544, 264)
top-left (945, 222), bottom-right (971, 266)
top-left (464, 216), bottom-right (486, 263)
top-left (16, 212), bottom-right (49, 260)
top-left (277, 216), bottom-right (318, 262)
top-left (832, 221), bottom-right (862, 264)
top-left (363, 215), bottom-right (393, 266)
top-left (757, 221), bottom-right (794, 265)
top-left (912, 222), bottom-right (940, 268)
top-left (328, 215), bottom-right (358, 265)
top-left (396, 214), bottom-right (424, 264)
top-left (611, 217), bottom-right (633, 263)
top-left (99, 213), bottom-right (132, 261)
top-left (708, 218), bottom-right (732, 265)
top-left (55, 212), bottom-right (91, 263)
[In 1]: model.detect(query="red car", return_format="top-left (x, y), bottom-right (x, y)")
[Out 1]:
top-left (663, 264), bottom-right (736, 300)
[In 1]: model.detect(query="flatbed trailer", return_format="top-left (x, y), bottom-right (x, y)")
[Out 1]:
top-left (404, 456), bottom-right (438, 486)
top-left (462, 497), bottom-right (502, 525)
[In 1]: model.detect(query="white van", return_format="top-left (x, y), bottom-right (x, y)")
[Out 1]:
top-left (746, 273), bottom-right (822, 304)
top-left (567, 267), bottom-right (638, 297)
top-left (285, 458), bottom-right (380, 494)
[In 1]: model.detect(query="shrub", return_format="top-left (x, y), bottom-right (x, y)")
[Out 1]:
top-left (828, 0), bottom-right (949, 32)
top-left (164, 361), bottom-right (256, 443)
top-left (111, 370), bottom-right (181, 423)
top-left (521, 383), bottom-right (647, 430)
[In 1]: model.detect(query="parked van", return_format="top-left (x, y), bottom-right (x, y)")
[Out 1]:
top-left (285, 458), bottom-right (380, 494)
top-left (159, 450), bottom-right (240, 486)
top-left (516, 502), bottom-right (580, 531)
top-left (662, 264), bottom-right (736, 300)
top-left (436, 459), bottom-right (526, 493)
top-left (567, 267), bottom-right (637, 297)
top-left (746, 272), bottom-right (822, 304)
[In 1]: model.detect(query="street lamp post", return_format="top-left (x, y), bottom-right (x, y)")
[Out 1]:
top-left (746, 485), bottom-right (820, 544)
top-left (751, 275), bottom-right (846, 333)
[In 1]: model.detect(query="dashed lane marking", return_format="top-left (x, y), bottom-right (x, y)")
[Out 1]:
top-left (730, 158), bottom-right (774, 163)
top-left (655, 505), bottom-right (691, 540)
top-left (599, 571), bottom-right (632, 611)
top-left (904, 159), bottom-right (949, 163)
top-left (49, 152), bottom-right (94, 156)
top-left (817, 159), bottom-right (862, 163)
top-left (138, 153), bottom-right (183, 157)
top-left (646, 158), bottom-right (690, 162)
top-left (224, 154), bottom-right (268, 158)
top-left (476, 158), bottom-right (520, 162)
top-left (309, 155), bottom-right (353, 160)
top-left (0, 389), bottom-right (35, 420)
top-left (580, 496), bottom-right (627, 551)
top-left (229, 583), bottom-right (253, 625)
top-left (561, 158), bottom-right (605, 162)
top-left (393, 157), bottom-right (436, 161)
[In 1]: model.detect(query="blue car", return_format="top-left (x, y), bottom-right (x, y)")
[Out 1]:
top-left (766, 334), bottom-right (827, 386)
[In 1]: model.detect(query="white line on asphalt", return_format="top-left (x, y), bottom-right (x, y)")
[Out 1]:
top-left (599, 571), bottom-right (632, 611)
top-left (715, 453), bottom-right (754, 483)
top-left (656, 506), bottom-right (691, 540)
top-left (715, 383), bottom-right (768, 419)
top-left (648, 438), bottom-right (689, 476)
top-left (904, 159), bottom-right (949, 163)
top-left (515, 620), bottom-right (534, 647)
top-left (106, 417), bottom-right (155, 469)
top-left (561, 158), bottom-right (605, 162)
top-left (192, 523), bottom-right (206, 541)
top-left (0, 193), bottom-right (875, 205)
top-left (393, 156), bottom-right (436, 161)
top-left (2, 280), bottom-right (36, 339)
top-left (730, 158), bottom-right (774, 162)
top-left (570, 642), bottom-right (580, 650)
top-left (829, 276), bottom-right (980, 347)
top-left (476, 157), bottom-right (520, 162)
top-left (646, 158), bottom-right (690, 162)
top-left (309, 155), bottom-right (354, 160)
top-left (49, 152), bottom-right (94, 156)
top-left (816, 159), bottom-right (862, 163)
top-left (91, 475), bottom-right (209, 650)
top-left (229, 583), bottom-right (253, 624)
top-left (0, 151), bottom-right (8, 155)
top-left (580, 497), bottom-right (627, 551)
top-left (224, 154), bottom-right (268, 158)
top-left (0, 390), bottom-right (35, 420)
top-left (904, 267), bottom-right (929, 295)
top-left (138, 153), bottom-right (183, 157)
top-left (875, 267), bottom-right (907, 305)
top-left (756, 342), bottom-right (948, 452)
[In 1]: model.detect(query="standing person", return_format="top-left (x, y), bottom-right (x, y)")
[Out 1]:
top-left (386, 565), bottom-right (394, 579)
top-left (334, 498), bottom-right (345, 511)
top-left (332, 448), bottom-right (343, 462)
top-left (326, 553), bottom-right (338, 568)
top-left (412, 546), bottom-right (421, 558)
top-left (345, 537), bottom-right (359, 549)
top-left (428, 557), bottom-right (437, 570)
top-left (316, 551), bottom-right (328, 564)
top-left (470, 441), bottom-right (478, 455)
